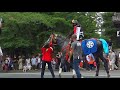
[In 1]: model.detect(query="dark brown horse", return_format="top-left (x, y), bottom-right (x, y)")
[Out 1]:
top-left (51, 34), bottom-right (110, 78)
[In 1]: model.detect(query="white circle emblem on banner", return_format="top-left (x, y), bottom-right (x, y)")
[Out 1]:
top-left (86, 41), bottom-right (94, 48)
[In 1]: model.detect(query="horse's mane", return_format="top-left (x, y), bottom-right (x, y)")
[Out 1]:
top-left (56, 34), bottom-right (70, 47)
top-left (57, 34), bottom-right (66, 40)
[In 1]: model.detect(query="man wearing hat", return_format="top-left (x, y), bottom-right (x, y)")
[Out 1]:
top-left (72, 19), bottom-right (84, 40)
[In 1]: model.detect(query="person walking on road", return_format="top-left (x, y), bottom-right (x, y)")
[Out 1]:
top-left (68, 34), bottom-right (83, 78)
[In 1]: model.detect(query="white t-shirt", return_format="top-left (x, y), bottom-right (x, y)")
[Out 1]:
top-left (26, 58), bottom-right (30, 64)
top-left (86, 53), bottom-right (95, 62)
top-left (37, 57), bottom-right (41, 63)
top-left (36, 57), bottom-right (41, 63)
top-left (5, 59), bottom-right (8, 64)
top-left (86, 55), bottom-right (90, 62)
top-left (0, 47), bottom-right (3, 56)
top-left (76, 27), bottom-right (81, 40)
top-left (119, 53), bottom-right (120, 59)
top-left (109, 52), bottom-right (116, 63)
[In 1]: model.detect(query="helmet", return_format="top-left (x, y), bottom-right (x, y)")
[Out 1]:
top-left (72, 19), bottom-right (78, 24)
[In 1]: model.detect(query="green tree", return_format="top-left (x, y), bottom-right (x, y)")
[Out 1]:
top-left (0, 12), bottom-right (98, 57)
top-left (46, 12), bottom-right (99, 38)
top-left (102, 12), bottom-right (119, 48)
top-left (0, 12), bottom-right (71, 57)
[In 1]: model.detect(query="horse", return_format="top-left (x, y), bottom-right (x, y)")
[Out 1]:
top-left (51, 34), bottom-right (110, 78)
top-left (55, 35), bottom-right (76, 78)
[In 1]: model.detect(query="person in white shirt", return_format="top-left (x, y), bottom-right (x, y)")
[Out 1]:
top-left (18, 56), bottom-right (23, 70)
top-left (109, 50), bottom-right (118, 70)
top-left (31, 56), bottom-right (37, 70)
top-left (118, 52), bottom-right (120, 60)
top-left (26, 58), bottom-right (31, 65)
top-left (26, 57), bottom-right (31, 70)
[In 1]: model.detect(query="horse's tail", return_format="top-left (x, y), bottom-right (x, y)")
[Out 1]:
top-left (99, 39), bottom-right (109, 54)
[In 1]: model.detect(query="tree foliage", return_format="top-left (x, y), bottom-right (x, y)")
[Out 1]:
top-left (102, 12), bottom-right (119, 48)
top-left (0, 12), bottom-right (98, 57)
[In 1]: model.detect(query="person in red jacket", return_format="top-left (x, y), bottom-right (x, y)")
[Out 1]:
top-left (41, 43), bottom-right (55, 78)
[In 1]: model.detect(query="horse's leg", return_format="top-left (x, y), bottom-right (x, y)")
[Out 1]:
top-left (99, 54), bottom-right (110, 78)
top-left (58, 63), bottom-right (62, 78)
top-left (72, 69), bottom-right (76, 78)
top-left (58, 60), bottom-right (65, 78)
top-left (95, 57), bottom-right (100, 77)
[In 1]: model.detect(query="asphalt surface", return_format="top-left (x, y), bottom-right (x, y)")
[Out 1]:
top-left (0, 70), bottom-right (120, 78)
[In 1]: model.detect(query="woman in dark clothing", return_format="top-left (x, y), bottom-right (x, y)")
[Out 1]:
top-left (13, 56), bottom-right (18, 70)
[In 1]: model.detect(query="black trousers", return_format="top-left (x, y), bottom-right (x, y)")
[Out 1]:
top-left (37, 63), bottom-right (41, 69)
top-left (41, 61), bottom-right (55, 78)
top-left (0, 28), bottom-right (1, 35)
top-left (89, 64), bottom-right (94, 70)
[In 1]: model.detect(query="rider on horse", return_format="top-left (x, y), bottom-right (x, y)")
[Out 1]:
top-left (71, 19), bottom-right (84, 41)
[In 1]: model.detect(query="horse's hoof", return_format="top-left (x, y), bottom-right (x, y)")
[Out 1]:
top-left (95, 74), bottom-right (99, 77)
top-left (59, 74), bottom-right (61, 78)
top-left (53, 76), bottom-right (55, 78)
top-left (81, 76), bottom-right (84, 78)
top-left (107, 74), bottom-right (110, 78)
top-left (95, 74), bottom-right (98, 76)
top-left (72, 75), bottom-right (75, 78)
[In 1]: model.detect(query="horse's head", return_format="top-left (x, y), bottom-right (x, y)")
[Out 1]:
top-left (48, 33), bottom-right (71, 53)
top-left (54, 34), bottom-right (70, 47)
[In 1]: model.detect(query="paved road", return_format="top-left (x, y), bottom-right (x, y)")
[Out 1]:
top-left (0, 70), bottom-right (120, 78)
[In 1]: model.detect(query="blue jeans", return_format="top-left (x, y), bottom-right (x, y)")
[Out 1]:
top-left (73, 59), bottom-right (81, 78)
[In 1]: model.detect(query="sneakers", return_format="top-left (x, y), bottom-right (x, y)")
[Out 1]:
top-left (81, 76), bottom-right (84, 78)
top-left (72, 75), bottom-right (75, 78)
top-left (59, 74), bottom-right (61, 78)
top-left (107, 74), bottom-right (110, 78)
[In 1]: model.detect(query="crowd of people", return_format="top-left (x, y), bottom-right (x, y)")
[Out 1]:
top-left (1, 54), bottom-right (42, 72)
top-left (1, 49), bottom-right (120, 72)
top-left (0, 51), bottom-right (71, 73)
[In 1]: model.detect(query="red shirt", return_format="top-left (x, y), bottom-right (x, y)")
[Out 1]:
top-left (74, 26), bottom-right (77, 34)
top-left (49, 41), bottom-right (53, 47)
top-left (65, 53), bottom-right (69, 61)
top-left (41, 47), bottom-right (53, 62)
top-left (64, 44), bottom-right (71, 61)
